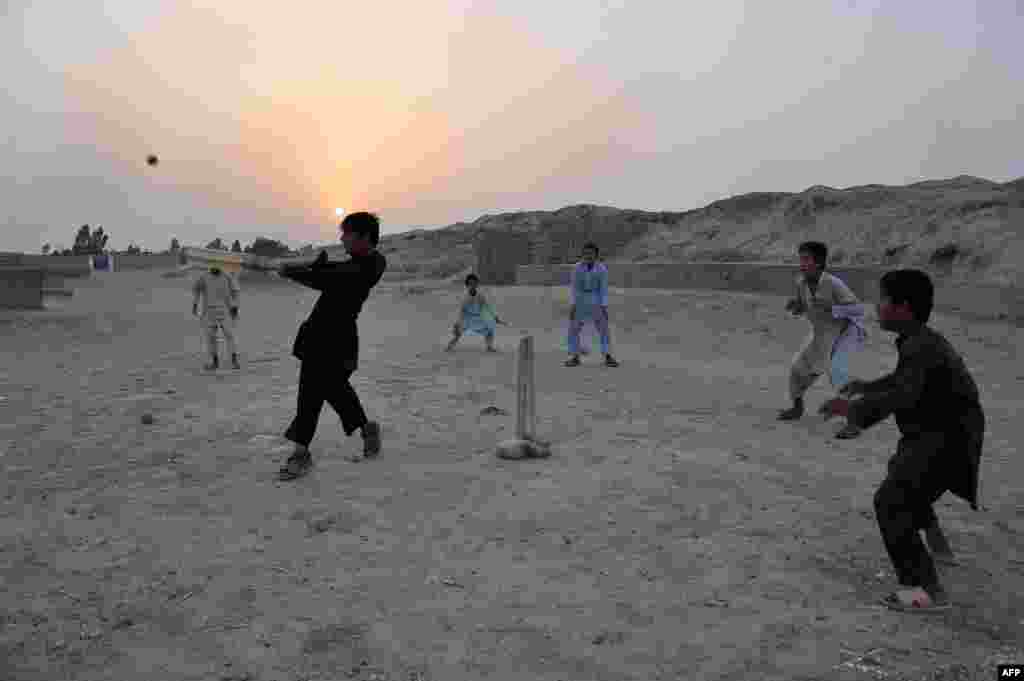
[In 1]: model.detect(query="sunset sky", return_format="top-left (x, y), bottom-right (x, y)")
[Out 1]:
top-left (5, 1), bottom-right (1023, 253)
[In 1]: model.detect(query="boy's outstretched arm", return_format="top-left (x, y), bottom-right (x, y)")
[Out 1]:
top-left (568, 266), bottom-right (581, 319)
top-left (597, 267), bottom-right (609, 307)
top-left (279, 260), bottom-right (365, 291)
top-left (191, 277), bottom-right (204, 314)
top-left (787, 279), bottom-right (806, 315)
top-left (228, 274), bottom-right (240, 309)
top-left (846, 337), bottom-right (934, 428)
top-left (570, 267), bottom-right (582, 305)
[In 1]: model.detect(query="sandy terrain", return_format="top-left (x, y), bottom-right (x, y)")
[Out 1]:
top-left (1, 269), bottom-right (1023, 681)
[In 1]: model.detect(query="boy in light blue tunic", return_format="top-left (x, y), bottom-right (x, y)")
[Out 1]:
top-left (446, 273), bottom-right (506, 352)
top-left (565, 242), bottom-right (619, 367)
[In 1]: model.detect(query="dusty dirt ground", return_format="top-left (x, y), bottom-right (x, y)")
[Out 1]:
top-left (1, 269), bottom-right (1022, 681)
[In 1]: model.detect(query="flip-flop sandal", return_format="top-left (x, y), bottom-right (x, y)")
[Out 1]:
top-left (835, 425), bottom-right (862, 439)
top-left (278, 458), bottom-right (312, 480)
top-left (880, 589), bottom-right (951, 613)
top-left (604, 357), bottom-right (620, 367)
top-left (564, 357), bottom-right (581, 367)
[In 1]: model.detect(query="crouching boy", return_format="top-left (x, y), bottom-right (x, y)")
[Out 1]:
top-left (820, 269), bottom-right (985, 612)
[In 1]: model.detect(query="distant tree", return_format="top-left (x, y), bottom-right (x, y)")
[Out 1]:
top-left (72, 225), bottom-right (109, 256)
top-left (169, 238), bottom-right (181, 253)
top-left (231, 239), bottom-right (243, 253)
top-left (244, 237), bottom-right (290, 258)
top-left (205, 237), bottom-right (227, 251)
top-left (41, 243), bottom-right (51, 255)
top-left (60, 248), bottom-right (73, 256)
top-left (73, 225), bottom-right (90, 253)
top-left (125, 243), bottom-right (142, 255)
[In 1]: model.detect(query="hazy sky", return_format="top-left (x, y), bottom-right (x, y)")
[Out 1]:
top-left (4, 0), bottom-right (1023, 252)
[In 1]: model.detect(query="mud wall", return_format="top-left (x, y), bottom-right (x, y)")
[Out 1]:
top-left (515, 263), bottom-right (1024, 322)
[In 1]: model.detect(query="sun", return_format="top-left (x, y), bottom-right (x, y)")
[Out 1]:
top-left (335, 208), bottom-right (345, 217)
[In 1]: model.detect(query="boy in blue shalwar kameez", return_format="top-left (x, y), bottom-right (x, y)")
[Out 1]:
top-left (565, 242), bottom-right (618, 367)
top-left (446, 273), bottom-right (506, 352)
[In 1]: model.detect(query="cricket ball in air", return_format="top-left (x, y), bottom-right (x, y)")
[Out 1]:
top-left (146, 155), bottom-right (159, 167)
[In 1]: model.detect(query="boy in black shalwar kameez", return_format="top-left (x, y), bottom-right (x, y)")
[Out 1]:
top-left (820, 269), bottom-right (985, 613)
top-left (276, 212), bottom-right (388, 479)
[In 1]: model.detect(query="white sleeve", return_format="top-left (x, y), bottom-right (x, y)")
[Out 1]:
top-left (830, 275), bottom-right (859, 305)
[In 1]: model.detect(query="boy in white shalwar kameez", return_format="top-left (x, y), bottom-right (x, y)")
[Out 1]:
top-left (565, 242), bottom-right (619, 367)
top-left (779, 241), bottom-right (866, 438)
top-left (192, 265), bottom-right (241, 370)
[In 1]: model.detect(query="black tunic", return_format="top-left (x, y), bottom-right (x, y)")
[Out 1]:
top-left (280, 250), bottom-right (387, 363)
top-left (847, 325), bottom-right (985, 509)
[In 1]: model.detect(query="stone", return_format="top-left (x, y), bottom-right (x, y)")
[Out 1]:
top-left (496, 438), bottom-right (552, 459)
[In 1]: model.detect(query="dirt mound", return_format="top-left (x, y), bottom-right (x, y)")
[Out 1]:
top-left (375, 175), bottom-right (1022, 288)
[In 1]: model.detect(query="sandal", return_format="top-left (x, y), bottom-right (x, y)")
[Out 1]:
top-left (360, 421), bottom-right (381, 458)
top-left (278, 452), bottom-right (312, 480)
top-left (880, 588), bottom-right (951, 613)
top-left (604, 355), bottom-right (619, 368)
top-left (835, 424), bottom-right (862, 439)
top-left (564, 356), bottom-right (581, 367)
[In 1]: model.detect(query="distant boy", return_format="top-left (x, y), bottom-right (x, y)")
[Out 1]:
top-left (779, 241), bottom-right (865, 438)
top-left (446, 273), bottom-right (507, 352)
top-left (565, 242), bottom-right (619, 368)
top-left (276, 212), bottom-right (387, 479)
top-left (192, 265), bottom-right (241, 370)
top-left (820, 269), bottom-right (985, 612)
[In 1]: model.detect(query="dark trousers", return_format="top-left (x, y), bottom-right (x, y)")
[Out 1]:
top-left (284, 360), bottom-right (367, 448)
top-left (873, 436), bottom-right (949, 591)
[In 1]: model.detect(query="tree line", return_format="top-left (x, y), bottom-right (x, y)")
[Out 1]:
top-left (42, 225), bottom-right (301, 259)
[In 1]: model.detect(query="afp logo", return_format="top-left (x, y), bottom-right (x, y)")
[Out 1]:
top-left (999, 665), bottom-right (1024, 678)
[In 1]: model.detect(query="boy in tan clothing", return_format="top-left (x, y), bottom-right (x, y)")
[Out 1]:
top-left (779, 241), bottom-right (865, 437)
top-left (192, 265), bottom-right (241, 370)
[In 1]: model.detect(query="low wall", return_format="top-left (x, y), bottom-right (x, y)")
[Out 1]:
top-left (475, 231), bottom-right (532, 285)
top-left (15, 254), bottom-right (93, 276)
top-left (515, 262), bottom-right (1024, 322)
top-left (0, 254), bottom-right (90, 298)
top-left (0, 267), bottom-right (45, 309)
top-left (517, 263), bottom-right (884, 296)
top-left (113, 254), bottom-right (183, 270)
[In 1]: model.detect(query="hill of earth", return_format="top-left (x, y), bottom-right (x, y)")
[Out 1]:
top-left (328, 175), bottom-right (1024, 287)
